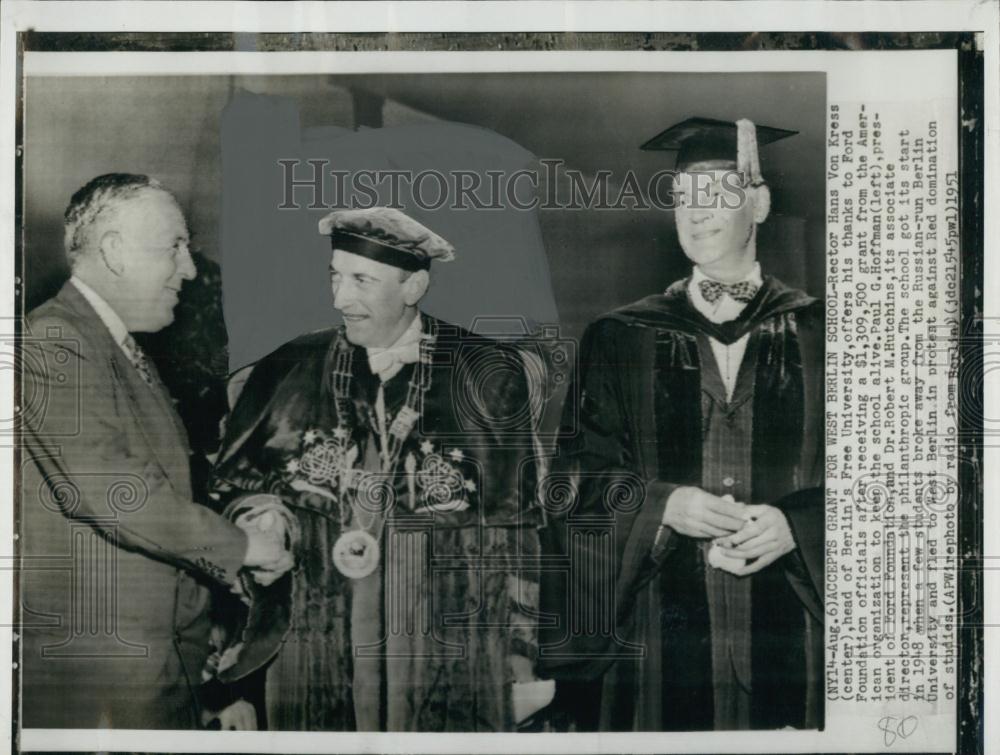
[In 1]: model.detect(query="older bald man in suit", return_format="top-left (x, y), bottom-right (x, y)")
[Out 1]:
top-left (19, 173), bottom-right (291, 729)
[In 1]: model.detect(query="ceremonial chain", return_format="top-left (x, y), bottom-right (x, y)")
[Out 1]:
top-left (324, 318), bottom-right (437, 577)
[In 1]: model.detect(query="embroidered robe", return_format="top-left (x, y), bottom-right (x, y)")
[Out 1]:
top-left (212, 313), bottom-right (542, 731)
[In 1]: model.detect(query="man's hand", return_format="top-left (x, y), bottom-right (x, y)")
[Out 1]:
top-left (662, 486), bottom-right (747, 539)
top-left (235, 502), bottom-right (296, 585)
top-left (204, 699), bottom-right (258, 730)
top-left (249, 559), bottom-right (293, 586)
top-left (716, 503), bottom-right (796, 575)
top-left (241, 526), bottom-right (293, 583)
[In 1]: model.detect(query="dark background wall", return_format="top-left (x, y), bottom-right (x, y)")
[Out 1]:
top-left (22, 70), bottom-right (825, 471)
top-left (23, 72), bottom-right (826, 338)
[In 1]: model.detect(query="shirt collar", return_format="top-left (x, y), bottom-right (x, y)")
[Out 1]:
top-left (69, 275), bottom-right (131, 351)
top-left (365, 310), bottom-right (423, 357)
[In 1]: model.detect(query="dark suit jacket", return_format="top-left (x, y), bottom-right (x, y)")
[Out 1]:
top-left (18, 281), bottom-right (248, 729)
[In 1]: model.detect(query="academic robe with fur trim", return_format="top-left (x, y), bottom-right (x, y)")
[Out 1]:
top-left (211, 313), bottom-right (542, 732)
top-left (539, 275), bottom-right (824, 731)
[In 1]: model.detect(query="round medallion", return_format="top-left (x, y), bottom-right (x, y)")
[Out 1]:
top-left (332, 530), bottom-right (380, 579)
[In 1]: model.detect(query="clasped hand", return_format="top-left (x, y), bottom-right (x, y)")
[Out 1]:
top-left (240, 512), bottom-right (294, 586)
top-left (662, 487), bottom-right (795, 575)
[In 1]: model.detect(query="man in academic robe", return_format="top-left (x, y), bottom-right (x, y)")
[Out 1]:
top-left (19, 173), bottom-right (290, 729)
top-left (539, 118), bottom-right (825, 731)
top-left (211, 207), bottom-right (546, 731)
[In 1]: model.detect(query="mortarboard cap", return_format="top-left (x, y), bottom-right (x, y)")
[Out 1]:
top-left (318, 207), bottom-right (455, 271)
top-left (640, 116), bottom-right (797, 184)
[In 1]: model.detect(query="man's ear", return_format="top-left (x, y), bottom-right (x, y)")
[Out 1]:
top-left (751, 184), bottom-right (771, 224)
top-left (402, 270), bottom-right (430, 306)
top-left (98, 230), bottom-right (126, 276)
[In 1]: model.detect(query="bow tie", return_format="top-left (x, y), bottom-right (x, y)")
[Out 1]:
top-left (698, 278), bottom-right (760, 305)
top-left (367, 339), bottom-right (421, 382)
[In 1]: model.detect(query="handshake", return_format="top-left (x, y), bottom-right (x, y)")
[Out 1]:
top-left (233, 494), bottom-right (299, 586)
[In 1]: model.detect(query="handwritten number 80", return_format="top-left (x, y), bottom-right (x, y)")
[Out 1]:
top-left (878, 715), bottom-right (918, 747)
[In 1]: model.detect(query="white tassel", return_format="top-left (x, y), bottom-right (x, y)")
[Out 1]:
top-left (736, 118), bottom-right (762, 186)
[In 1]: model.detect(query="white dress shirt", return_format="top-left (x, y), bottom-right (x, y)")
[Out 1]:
top-left (685, 262), bottom-right (763, 402)
top-left (366, 313), bottom-right (423, 467)
top-left (365, 312), bottom-right (423, 384)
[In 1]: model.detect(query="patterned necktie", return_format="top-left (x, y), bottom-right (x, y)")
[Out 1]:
top-left (122, 335), bottom-right (155, 387)
top-left (698, 278), bottom-right (760, 305)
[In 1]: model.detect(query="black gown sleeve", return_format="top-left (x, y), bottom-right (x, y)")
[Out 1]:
top-left (539, 318), bottom-right (676, 681)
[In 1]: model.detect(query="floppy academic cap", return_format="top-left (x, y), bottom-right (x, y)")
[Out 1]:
top-left (640, 117), bottom-right (797, 185)
top-left (318, 207), bottom-right (455, 272)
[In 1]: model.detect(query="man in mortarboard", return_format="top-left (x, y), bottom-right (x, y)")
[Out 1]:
top-left (209, 207), bottom-right (545, 731)
top-left (540, 118), bottom-right (824, 731)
